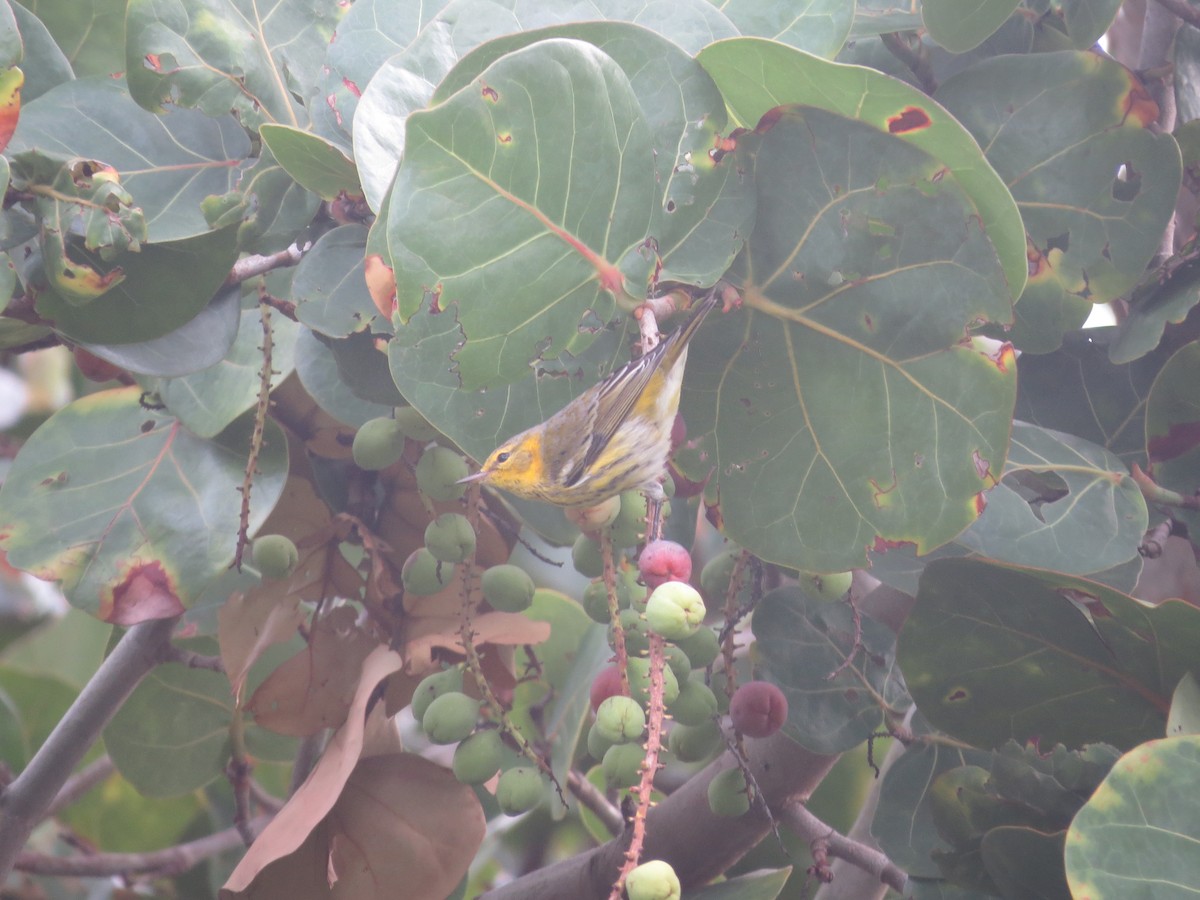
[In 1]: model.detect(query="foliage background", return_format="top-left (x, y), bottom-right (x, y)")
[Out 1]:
top-left (0, 0), bottom-right (1198, 898)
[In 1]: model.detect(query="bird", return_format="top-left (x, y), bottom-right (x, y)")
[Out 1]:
top-left (457, 288), bottom-right (721, 508)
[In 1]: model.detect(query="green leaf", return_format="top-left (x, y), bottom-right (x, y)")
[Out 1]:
top-left (0, 1), bottom-right (21, 68)
top-left (696, 37), bottom-right (1027, 305)
top-left (388, 38), bottom-right (656, 390)
top-left (1014, 330), bottom-right (1164, 467)
top-left (435, 22), bottom-right (753, 288)
top-left (293, 330), bottom-right (394, 428)
top-left (160, 308), bottom-right (298, 439)
top-left (36, 225), bottom-right (240, 345)
top-left (981, 827), bottom-right (1071, 899)
top-left (935, 51), bottom-right (1182, 353)
top-left (678, 106), bottom-right (1015, 571)
top-left (708, 0), bottom-right (852, 57)
top-left (1058, 0), bottom-right (1122, 49)
top-left (0, 666), bottom-right (77, 770)
top-left (78, 285), bottom-right (242, 378)
top-left (7, 3), bottom-right (73, 102)
top-left (61, 771), bottom-right (202, 852)
top-left (1, 607), bottom-right (111, 689)
top-left (957, 421), bottom-right (1147, 575)
top-left (753, 586), bottom-right (910, 754)
top-left (1065, 735), bottom-right (1200, 899)
top-left (9, 77), bottom-right (252, 242)
top-left (684, 867), bottom-right (793, 899)
top-left (292, 224), bottom-right (380, 337)
top-left (1168, 673), bottom-right (1200, 738)
top-left (124, 0), bottom-right (340, 129)
top-left (18, 0), bottom-right (124, 78)
top-left (1109, 259), bottom-right (1200, 365)
top-left (923, 0), bottom-right (1021, 54)
top-left (900, 559), bottom-right (1200, 750)
top-left (259, 124), bottom-right (362, 201)
top-left (0, 388), bottom-right (287, 622)
top-left (214, 143), bottom-right (321, 256)
top-left (1145, 341), bottom-right (1200, 535)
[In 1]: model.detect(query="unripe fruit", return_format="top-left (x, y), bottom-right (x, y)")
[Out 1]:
top-left (424, 513), bottom-right (476, 563)
top-left (668, 720), bottom-right (723, 762)
top-left (799, 569), bottom-right (853, 601)
top-left (394, 406), bottom-right (439, 442)
top-left (667, 679), bottom-right (718, 726)
top-left (611, 608), bottom-right (649, 657)
top-left (587, 722), bottom-right (617, 760)
top-left (565, 495), bottom-right (622, 534)
top-left (700, 548), bottom-right (743, 602)
top-left (411, 667), bottom-right (463, 721)
top-left (583, 577), bottom-right (631, 623)
top-left (644, 582), bottom-right (706, 641)
top-left (352, 416), bottom-right (406, 470)
top-left (626, 860), bottom-right (681, 900)
top-left (415, 446), bottom-right (469, 501)
top-left (673, 626), bottom-right (720, 669)
top-left (421, 692), bottom-right (478, 744)
top-left (402, 547), bottom-right (452, 596)
top-left (707, 767), bottom-right (750, 817)
top-left (452, 729), bottom-right (503, 785)
top-left (663, 644), bottom-right (691, 681)
top-left (590, 665), bottom-right (624, 712)
top-left (496, 766), bottom-right (542, 815)
top-left (252, 534), bottom-right (299, 580)
top-left (709, 671), bottom-right (732, 714)
top-left (609, 491), bottom-right (647, 547)
top-left (481, 564), bottom-right (536, 612)
top-left (571, 534), bottom-right (605, 578)
top-left (626, 657), bottom-right (680, 708)
top-left (594, 695), bottom-right (646, 744)
top-left (729, 681), bottom-right (789, 738)
top-left (638, 540), bottom-right (692, 589)
top-left (602, 742), bottom-right (645, 789)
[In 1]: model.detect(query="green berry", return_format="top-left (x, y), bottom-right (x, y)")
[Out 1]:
top-left (411, 667), bottom-right (463, 721)
top-left (496, 767), bottom-right (542, 815)
top-left (799, 569), bottom-right (853, 602)
top-left (481, 564), bottom-right (535, 612)
top-left (594, 695), bottom-right (646, 744)
top-left (602, 742), bottom-right (645, 789)
top-left (673, 627), bottom-right (720, 669)
top-left (394, 406), bottom-right (440, 442)
top-left (700, 548), bottom-right (746, 603)
top-left (611, 608), bottom-right (650, 657)
top-left (565, 495), bottom-right (622, 533)
top-left (707, 767), bottom-right (750, 817)
top-left (421, 692), bottom-right (479, 745)
top-left (644, 582), bottom-right (706, 641)
top-left (626, 657), bottom-right (679, 708)
top-left (572, 534), bottom-right (605, 578)
top-left (415, 446), bottom-right (469, 502)
top-left (587, 721), bottom-right (617, 760)
top-left (667, 679), bottom-right (718, 726)
top-left (352, 416), bottom-right (406, 470)
top-left (609, 491), bottom-right (647, 547)
top-left (251, 534), bottom-right (298, 580)
top-left (402, 547), bottom-right (452, 596)
top-left (583, 578), bottom-right (631, 623)
top-left (663, 644), bottom-right (691, 682)
top-left (668, 720), bottom-right (722, 763)
top-left (625, 860), bottom-right (681, 900)
top-left (452, 730), bottom-right (503, 785)
top-left (424, 513), bottom-right (476, 563)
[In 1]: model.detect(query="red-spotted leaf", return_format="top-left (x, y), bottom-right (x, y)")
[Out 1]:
top-left (0, 387), bottom-right (287, 622)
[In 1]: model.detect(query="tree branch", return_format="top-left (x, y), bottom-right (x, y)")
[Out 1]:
top-left (1152, 0), bottom-right (1200, 29)
top-left (14, 815), bottom-right (270, 878)
top-left (0, 616), bottom-right (179, 878)
top-left (782, 801), bottom-right (908, 894)
top-left (44, 756), bottom-right (116, 818)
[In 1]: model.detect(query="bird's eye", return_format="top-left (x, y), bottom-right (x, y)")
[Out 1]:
top-left (496, 452), bottom-right (510, 464)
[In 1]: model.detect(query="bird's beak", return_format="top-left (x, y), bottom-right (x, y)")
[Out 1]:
top-left (456, 470), bottom-right (489, 485)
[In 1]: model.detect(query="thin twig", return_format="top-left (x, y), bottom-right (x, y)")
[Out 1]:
top-left (567, 769), bottom-right (623, 837)
top-left (14, 815), bottom-right (271, 878)
top-left (44, 756), bottom-right (116, 818)
top-left (782, 800), bottom-right (908, 894)
top-left (226, 244), bottom-right (307, 285)
top-left (0, 616), bottom-right (178, 878)
top-left (162, 644), bottom-right (226, 672)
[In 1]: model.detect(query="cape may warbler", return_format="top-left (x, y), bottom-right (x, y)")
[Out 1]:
top-left (459, 290), bottom-right (720, 507)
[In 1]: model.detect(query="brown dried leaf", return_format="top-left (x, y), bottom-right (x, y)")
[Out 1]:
top-left (224, 645), bottom-right (405, 894)
top-left (247, 606), bottom-right (379, 736)
top-left (219, 590), bottom-right (305, 702)
top-left (401, 611), bottom-right (551, 669)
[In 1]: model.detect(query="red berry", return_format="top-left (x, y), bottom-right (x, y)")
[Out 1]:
top-left (638, 539), bottom-right (692, 589)
top-left (590, 665), bottom-right (624, 711)
top-left (729, 681), bottom-right (788, 738)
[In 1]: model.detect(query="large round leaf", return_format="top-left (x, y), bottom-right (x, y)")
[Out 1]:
top-left (387, 38), bottom-right (655, 391)
top-left (1145, 341), bottom-right (1200, 536)
top-left (0, 387), bottom-right (288, 622)
top-left (678, 106), bottom-right (1014, 572)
